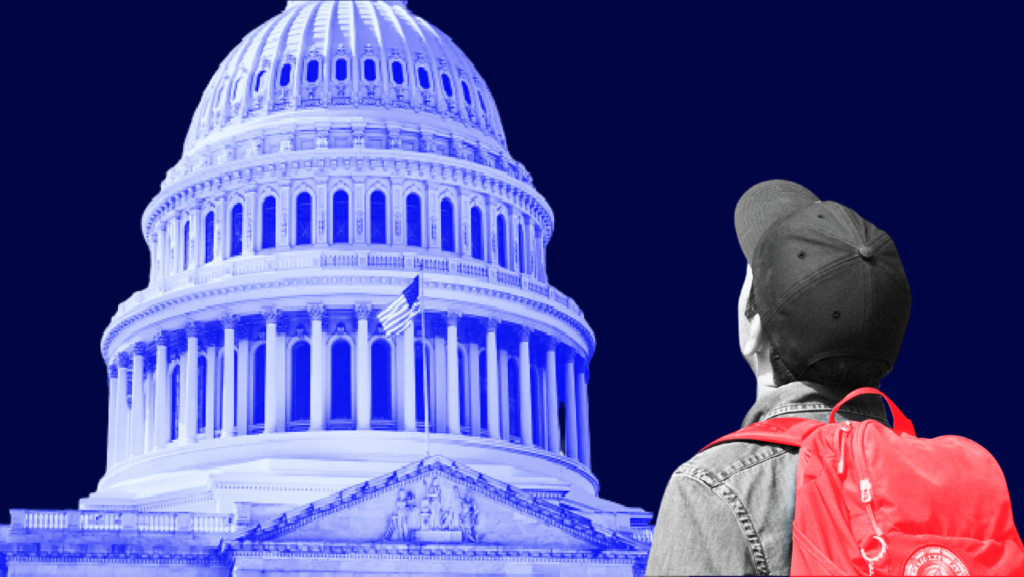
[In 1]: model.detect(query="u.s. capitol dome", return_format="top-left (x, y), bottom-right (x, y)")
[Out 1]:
top-left (1, 2), bottom-right (651, 575)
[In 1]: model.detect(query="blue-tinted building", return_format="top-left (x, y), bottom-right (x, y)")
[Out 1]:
top-left (0, 2), bottom-right (651, 575)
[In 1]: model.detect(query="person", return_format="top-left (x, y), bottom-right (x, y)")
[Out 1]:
top-left (646, 180), bottom-right (912, 576)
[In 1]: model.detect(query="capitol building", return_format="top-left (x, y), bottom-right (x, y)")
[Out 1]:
top-left (0, 1), bottom-right (651, 575)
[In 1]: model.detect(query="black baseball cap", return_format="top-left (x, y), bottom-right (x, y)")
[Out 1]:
top-left (736, 181), bottom-right (912, 376)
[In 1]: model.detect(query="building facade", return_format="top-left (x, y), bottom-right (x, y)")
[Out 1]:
top-left (0, 2), bottom-right (651, 575)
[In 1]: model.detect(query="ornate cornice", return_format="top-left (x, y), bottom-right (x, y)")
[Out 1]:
top-left (133, 342), bottom-right (147, 356)
top-left (184, 321), bottom-right (201, 339)
top-left (218, 313), bottom-right (239, 330)
top-left (444, 311), bottom-right (461, 327)
top-left (103, 276), bottom-right (594, 364)
top-left (116, 351), bottom-right (131, 369)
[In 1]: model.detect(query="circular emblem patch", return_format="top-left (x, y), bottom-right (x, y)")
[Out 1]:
top-left (903, 546), bottom-right (970, 576)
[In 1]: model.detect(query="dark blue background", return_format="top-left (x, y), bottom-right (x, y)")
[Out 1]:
top-left (0, 0), bottom-right (1020, 532)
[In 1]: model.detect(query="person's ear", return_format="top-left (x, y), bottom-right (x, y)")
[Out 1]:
top-left (741, 313), bottom-right (767, 357)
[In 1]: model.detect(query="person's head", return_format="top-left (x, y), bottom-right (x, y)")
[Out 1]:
top-left (734, 180), bottom-right (912, 396)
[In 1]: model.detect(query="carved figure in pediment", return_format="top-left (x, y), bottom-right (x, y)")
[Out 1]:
top-left (383, 490), bottom-right (415, 542)
top-left (455, 486), bottom-right (479, 542)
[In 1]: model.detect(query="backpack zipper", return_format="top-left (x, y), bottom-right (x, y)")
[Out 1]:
top-left (851, 420), bottom-right (887, 575)
top-left (837, 421), bottom-right (852, 474)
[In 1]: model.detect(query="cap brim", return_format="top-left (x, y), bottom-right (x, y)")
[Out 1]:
top-left (735, 180), bottom-right (821, 262)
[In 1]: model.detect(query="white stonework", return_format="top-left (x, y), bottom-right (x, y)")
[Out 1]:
top-left (1, 2), bottom-right (651, 575)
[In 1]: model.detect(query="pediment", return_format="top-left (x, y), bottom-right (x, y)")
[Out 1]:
top-left (234, 456), bottom-right (636, 551)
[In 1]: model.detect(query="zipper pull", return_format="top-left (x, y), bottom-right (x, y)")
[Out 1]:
top-left (861, 479), bottom-right (872, 503)
top-left (837, 421), bottom-right (852, 474)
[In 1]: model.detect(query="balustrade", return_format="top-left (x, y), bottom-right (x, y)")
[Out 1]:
top-left (15, 509), bottom-right (233, 534)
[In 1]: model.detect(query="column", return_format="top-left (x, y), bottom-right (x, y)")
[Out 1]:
top-left (497, 346), bottom-right (509, 440)
top-left (156, 223), bottom-right (167, 281)
top-left (236, 324), bottom-right (250, 437)
top-left (213, 197), bottom-right (225, 263)
top-left (469, 334), bottom-right (481, 437)
top-left (144, 358), bottom-right (156, 454)
top-left (188, 204), bottom-right (200, 271)
top-left (115, 352), bottom-right (130, 462)
top-left (355, 304), bottom-right (372, 430)
top-left (204, 330), bottom-right (217, 440)
top-left (517, 327), bottom-right (533, 447)
top-left (401, 321), bottom-right (416, 432)
top-left (243, 187), bottom-right (256, 257)
top-left (261, 309), bottom-right (282, 433)
top-left (154, 331), bottom-right (169, 449)
top-left (309, 305), bottom-right (327, 432)
top-left (578, 367), bottom-right (591, 467)
top-left (182, 322), bottom-right (201, 443)
top-left (485, 319), bottom-right (500, 440)
top-left (544, 337), bottom-right (560, 454)
top-left (432, 317), bottom-right (448, 432)
top-left (276, 324), bottom-right (287, 431)
top-left (131, 343), bottom-right (146, 457)
top-left (220, 314), bottom-right (237, 438)
top-left (445, 312), bottom-right (461, 435)
top-left (564, 350), bottom-right (578, 460)
top-left (106, 365), bottom-right (117, 470)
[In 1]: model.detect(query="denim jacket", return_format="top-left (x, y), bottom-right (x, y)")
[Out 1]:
top-left (646, 381), bottom-right (890, 576)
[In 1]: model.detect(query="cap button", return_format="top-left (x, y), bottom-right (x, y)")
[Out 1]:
top-left (858, 245), bottom-right (874, 259)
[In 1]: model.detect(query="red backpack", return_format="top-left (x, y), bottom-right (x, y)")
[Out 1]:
top-left (702, 388), bottom-right (1024, 575)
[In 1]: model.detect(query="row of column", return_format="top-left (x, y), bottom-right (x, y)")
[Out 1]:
top-left (105, 307), bottom-right (592, 470)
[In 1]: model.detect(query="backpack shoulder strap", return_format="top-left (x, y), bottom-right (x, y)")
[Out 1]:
top-left (700, 417), bottom-right (825, 453)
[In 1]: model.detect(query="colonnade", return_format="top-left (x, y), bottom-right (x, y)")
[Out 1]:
top-left (105, 306), bottom-right (592, 472)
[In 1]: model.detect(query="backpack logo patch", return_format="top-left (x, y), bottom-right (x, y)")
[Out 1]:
top-left (903, 546), bottom-right (970, 576)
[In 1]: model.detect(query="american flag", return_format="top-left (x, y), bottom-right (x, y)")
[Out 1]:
top-left (378, 275), bottom-right (422, 337)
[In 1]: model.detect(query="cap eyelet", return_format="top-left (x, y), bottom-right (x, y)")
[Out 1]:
top-left (798, 250), bottom-right (806, 259)
top-left (817, 214), bottom-right (825, 219)
top-left (832, 311), bottom-right (841, 319)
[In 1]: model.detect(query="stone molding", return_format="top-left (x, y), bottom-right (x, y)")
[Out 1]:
top-left (354, 303), bottom-right (373, 320)
top-left (103, 275), bottom-right (593, 366)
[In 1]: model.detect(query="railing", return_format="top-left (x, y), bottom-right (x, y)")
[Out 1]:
top-left (81, 511), bottom-right (120, 531)
top-left (116, 251), bottom-right (586, 322)
top-left (12, 509), bottom-right (234, 534)
top-left (25, 511), bottom-right (67, 530)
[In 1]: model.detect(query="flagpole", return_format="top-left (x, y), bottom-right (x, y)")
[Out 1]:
top-left (419, 268), bottom-right (431, 457)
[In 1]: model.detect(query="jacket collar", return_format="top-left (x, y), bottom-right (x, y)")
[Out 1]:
top-left (741, 381), bottom-right (890, 428)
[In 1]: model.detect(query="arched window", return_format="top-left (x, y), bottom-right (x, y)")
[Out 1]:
top-left (406, 194), bottom-right (421, 247)
top-left (231, 204), bottom-right (243, 257)
top-left (331, 340), bottom-right (352, 420)
top-left (216, 85), bottom-right (225, 107)
top-left (478, 350), bottom-right (488, 432)
top-left (232, 354), bottom-right (238, 432)
top-left (497, 214), bottom-right (507, 268)
top-left (391, 61), bottom-right (404, 85)
top-left (461, 81), bottom-right (472, 106)
top-left (415, 341), bottom-right (430, 428)
top-left (333, 190), bottom-right (349, 243)
top-left (371, 341), bottom-right (392, 421)
top-left (306, 60), bottom-right (319, 83)
top-left (508, 359), bottom-right (519, 439)
top-left (254, 70), bottom-right (266, 93)
top-left (441, 73), bottom-right (453, 98)
top-left (478, 91), bottom-right (487, 113)
top-left (335, 58), bottom-right (348, 81)
top-left (471, 207), bottom-right (483, 260)
top-left (182, 222), bottom-right (190, 271)
top-left (291, 341), bottom-right (310, 423)
top-left (370, 191), bottom-right (386, 244)
top-left (170, 366), bottom-right (181, 441)
top-left (262, 196), bottom-right (276, 249)
top-left (364, 59), bottom-right (377, 82)
top-left (204, 212), bottom-right (215, 264)
top-left (440, 198), bottom-right (455, 252)
top-left (417, 67), bottom-right (430, 90)
top-left (517, 224), bottom-right (525, 273)
top-left (296, 192), bottom-right (312, 246)
top-left (197, 356), bottom-right (207, 433)
top-left (253, 345), bottom-right (266, 426)
top-left (233, 78), bottom-right (242, 100)
top-left (458, 348), bottom-right (467, 430)
top-left (280, 63), bottom-right (292, 87)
